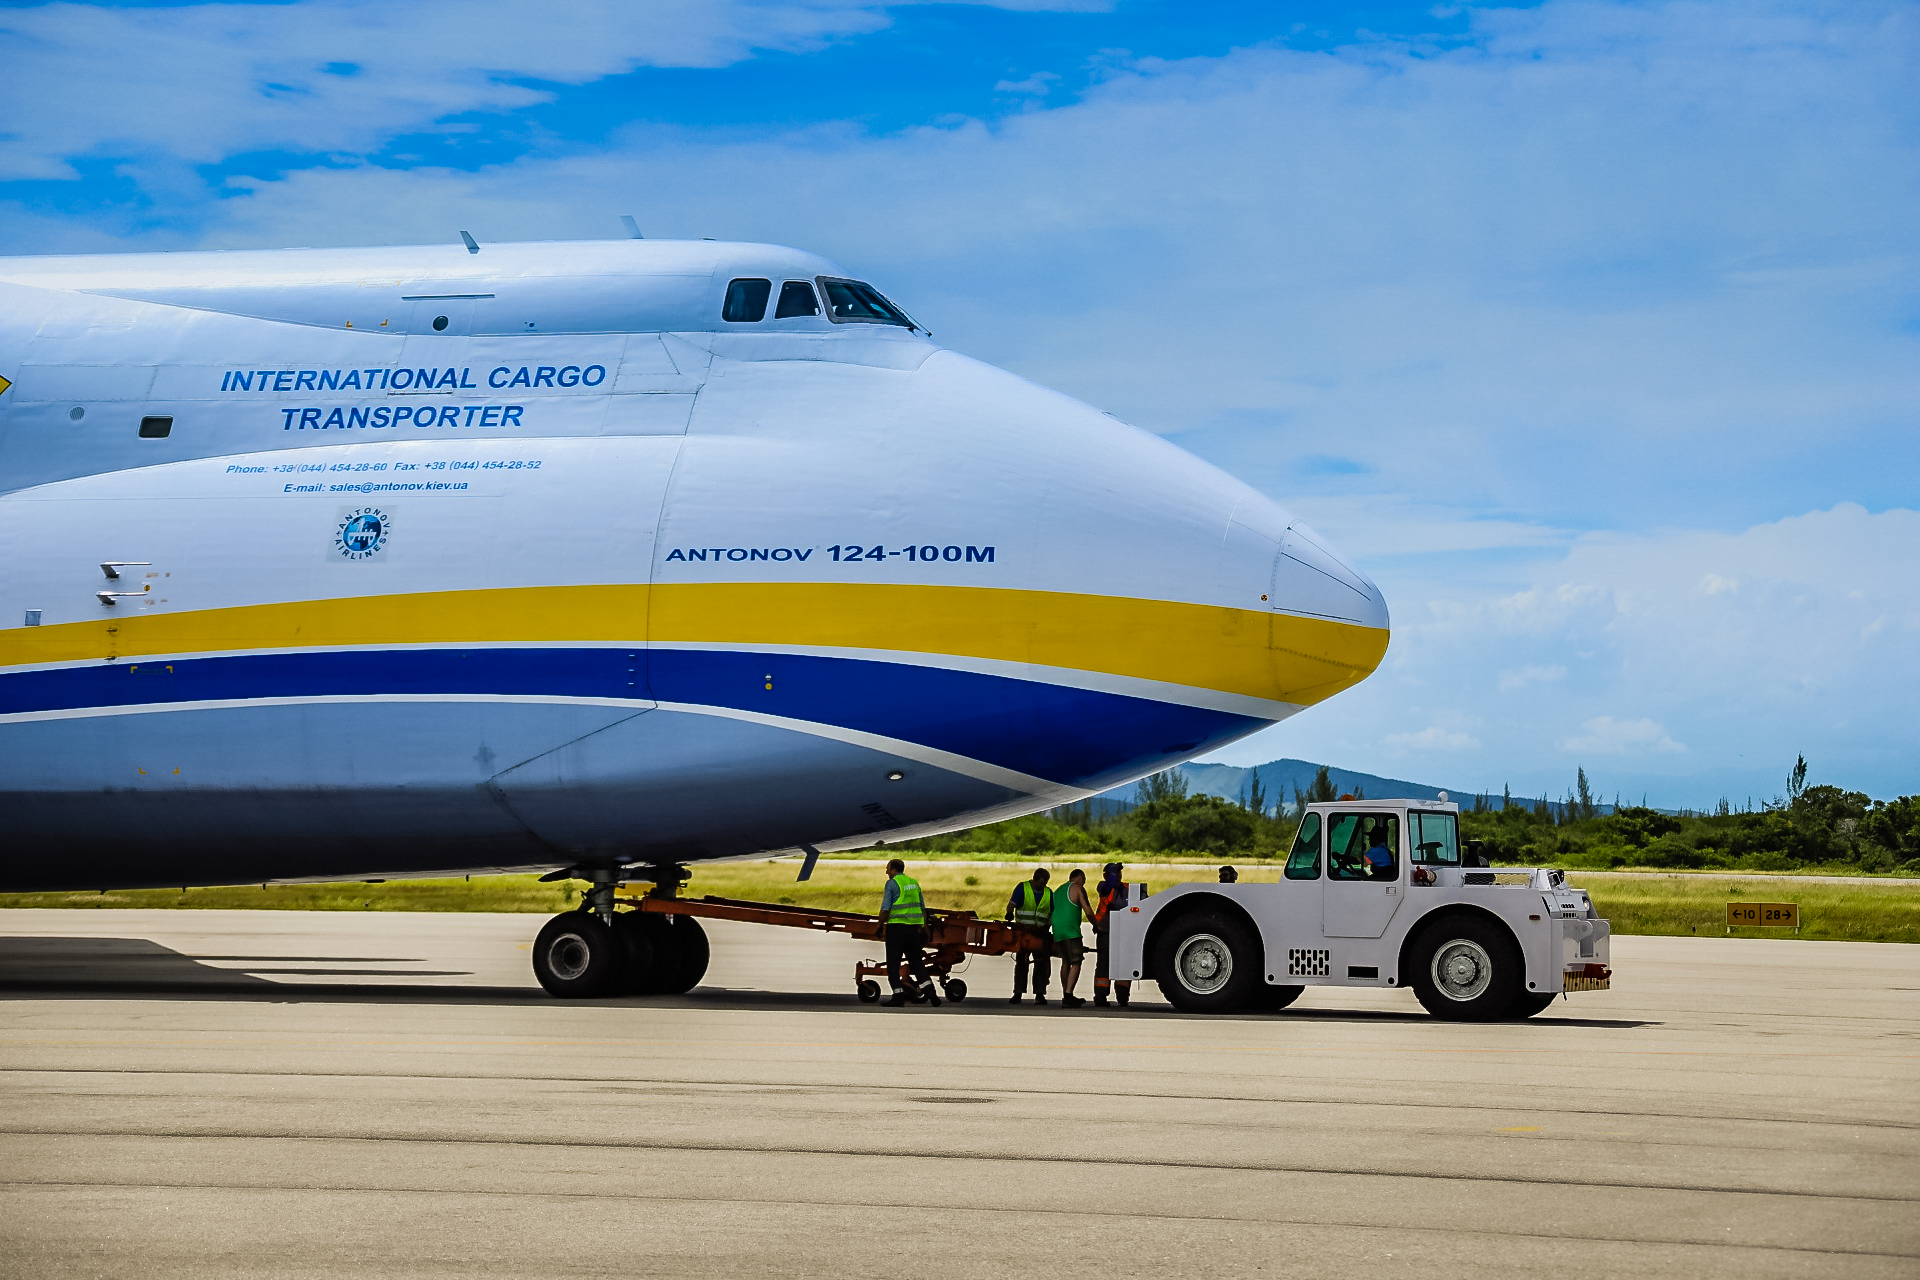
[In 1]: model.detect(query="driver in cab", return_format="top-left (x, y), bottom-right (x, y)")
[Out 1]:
top-left (1362, 822), bottom-right (1395, 880)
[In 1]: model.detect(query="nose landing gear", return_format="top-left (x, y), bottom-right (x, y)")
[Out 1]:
top-left (530, 864), bottom-right (711, 999)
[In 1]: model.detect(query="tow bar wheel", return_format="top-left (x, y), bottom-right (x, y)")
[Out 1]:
top-left (1409, 915), bottom-right (1519, 1021)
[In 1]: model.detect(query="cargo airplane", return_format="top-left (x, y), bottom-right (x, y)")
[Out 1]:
top-left (0, 235), bottom-right (1389, 993)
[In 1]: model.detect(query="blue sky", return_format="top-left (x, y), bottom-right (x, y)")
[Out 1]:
top-left (3, 0), bottom-right (1916, 804)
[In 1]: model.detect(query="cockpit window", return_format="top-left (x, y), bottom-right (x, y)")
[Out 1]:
top-left (818, 277), bottom-right (915, 328)
top-left (775, 280), bottom-right (820, 318)
top-left (722, 278), bottom-right (771, 323)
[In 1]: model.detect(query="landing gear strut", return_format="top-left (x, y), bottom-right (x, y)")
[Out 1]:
top-left (530, 863), bottom-right (710, 999)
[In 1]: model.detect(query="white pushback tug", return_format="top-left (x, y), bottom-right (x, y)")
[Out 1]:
top-left (1109, 797), bottom-right (1612, 1019)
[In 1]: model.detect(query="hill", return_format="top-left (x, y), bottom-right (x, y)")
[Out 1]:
top-left (1103, 759), bottom-right (1459, 808)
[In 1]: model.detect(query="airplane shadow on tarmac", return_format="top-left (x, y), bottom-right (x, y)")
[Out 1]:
top-left (0, 936), bottom-right (1655, 1027)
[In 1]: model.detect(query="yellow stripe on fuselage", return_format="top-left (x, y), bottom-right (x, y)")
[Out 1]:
top-left (0, 583), bottom-right (1388, 707)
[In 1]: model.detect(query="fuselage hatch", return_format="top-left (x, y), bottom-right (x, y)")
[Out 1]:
top-left (0, 238), bottom-right (1389, 891)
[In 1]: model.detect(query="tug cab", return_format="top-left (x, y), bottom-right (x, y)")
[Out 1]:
top-left (1105, 799), bottom-right (1611, 1020)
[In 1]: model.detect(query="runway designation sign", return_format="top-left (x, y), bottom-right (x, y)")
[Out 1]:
top-left (1727, 902), bottom-right (1799, 928)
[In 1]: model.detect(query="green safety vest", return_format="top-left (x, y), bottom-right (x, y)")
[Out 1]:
top-left (1051, 886), bottom-right (1085, 939)
top-left (888, 874), bottom-right (925, 927)
top-left (1014, 881), bottom-right (1053, 928)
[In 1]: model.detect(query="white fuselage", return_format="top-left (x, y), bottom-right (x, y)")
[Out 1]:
top-left (0, 239), bottom-right (1390, 890)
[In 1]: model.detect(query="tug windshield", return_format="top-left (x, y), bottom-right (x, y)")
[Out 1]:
top-left (1284, 813), bottom-right (1322, 880)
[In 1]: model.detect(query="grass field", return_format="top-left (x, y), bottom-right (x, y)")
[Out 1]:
top-left (3, 862), bottom-right (1915, 943)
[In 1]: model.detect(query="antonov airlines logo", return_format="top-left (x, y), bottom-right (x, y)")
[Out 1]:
top-left (0, 373), bottom-right (11, 396)
top-left (334, 507), bottom-right (391, 561)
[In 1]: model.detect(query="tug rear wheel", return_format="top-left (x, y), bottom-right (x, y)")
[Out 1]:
top-left (943, 979), bottom-right (968, 1004)
top-left (532, 913), bottom-right (623, 998)
top-left (1409, 915), bottom-right (1521, 1021)
top-left (856, 979), bottom-right (883, 1003)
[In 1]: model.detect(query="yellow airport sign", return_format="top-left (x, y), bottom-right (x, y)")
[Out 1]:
top-left (1727, 902), bottom-right (1799, 929)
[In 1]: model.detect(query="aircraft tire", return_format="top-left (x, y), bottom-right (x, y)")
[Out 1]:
top-left (610, 912), bottom-right (659, 994)
top-left (1248, 982), bottom-right (1304, 1012)
top-left (532, 913), bottom-right (623, 998)
top-left (654, 916), bottom-right (709, 994)
top-left (1151, 910), bottom-right (1260, 1014)
top-left (1410, 914), bottom-right (1521, 1021)
top-left (1507, 990), bottom-right (1559, 1019)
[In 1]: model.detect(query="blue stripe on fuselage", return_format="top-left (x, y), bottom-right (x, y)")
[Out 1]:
top-left (0, 648), bottom-right (1264, 789)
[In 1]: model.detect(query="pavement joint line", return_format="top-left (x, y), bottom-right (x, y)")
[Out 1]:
top-left (3, 1177), bottom-right (1916, 1261)
top-left (4, 1128), bottom-right (1916, 1203)
top-left (4, 1068), bottom-right (1915, 1131)
top-left (1, 1034), bottom-right (1898, 1062)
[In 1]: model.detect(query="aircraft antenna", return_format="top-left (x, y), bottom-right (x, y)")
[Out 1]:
top-left (459, 230), bottom-right (480, 254)
top-left (620, 215), bottom-right (643, 239)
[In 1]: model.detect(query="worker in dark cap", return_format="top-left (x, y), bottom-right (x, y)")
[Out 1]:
top-left (1092, 861), bottom-right (1133, 1009)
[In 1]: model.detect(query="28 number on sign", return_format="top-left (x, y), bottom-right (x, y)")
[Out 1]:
top-left (1727, 902), bottom-right (1800, 930)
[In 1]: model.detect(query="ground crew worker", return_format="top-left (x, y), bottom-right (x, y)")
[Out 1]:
top-left (1006, 867), bottom-right (1053, 1005)
top-left (1092, 862), bottom-right (1132, 1009)
top-left (1052, 867), bottom-right (1093, 1008)
top-left (879, 858), bottom-right (939, 1008)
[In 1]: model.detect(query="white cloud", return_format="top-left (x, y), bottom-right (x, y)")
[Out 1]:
top-left (1560, 716), bottom-right (1685, 755)
top-left (994, 72), bottom-right (1061, 96)
top-left (1213, 504), bottom-right (1920, 802)
top-left (0, 2), bottom-right (915, 181)
top-left (0, 0), bottom-right (1115, 185)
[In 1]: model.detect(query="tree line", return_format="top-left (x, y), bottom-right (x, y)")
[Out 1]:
top-left (895, 755), bottom-right (1920, 875)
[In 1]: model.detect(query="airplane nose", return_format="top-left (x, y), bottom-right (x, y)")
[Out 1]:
top-left (1273, 520), bottom-right (1390, 632)
top-left (1227, 504), bottom-right (1388, 710)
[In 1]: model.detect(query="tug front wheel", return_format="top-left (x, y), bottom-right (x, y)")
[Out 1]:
top-left (1409, 914), bottom-right (1521, 1021)
top-left (532, 913), bottom-right (623, 998)
top-left (1151, 911), bottom-right (1261, 1013)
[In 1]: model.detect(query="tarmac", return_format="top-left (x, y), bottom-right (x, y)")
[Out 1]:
top-left (0, 908), bottom-right (1915, 1279)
